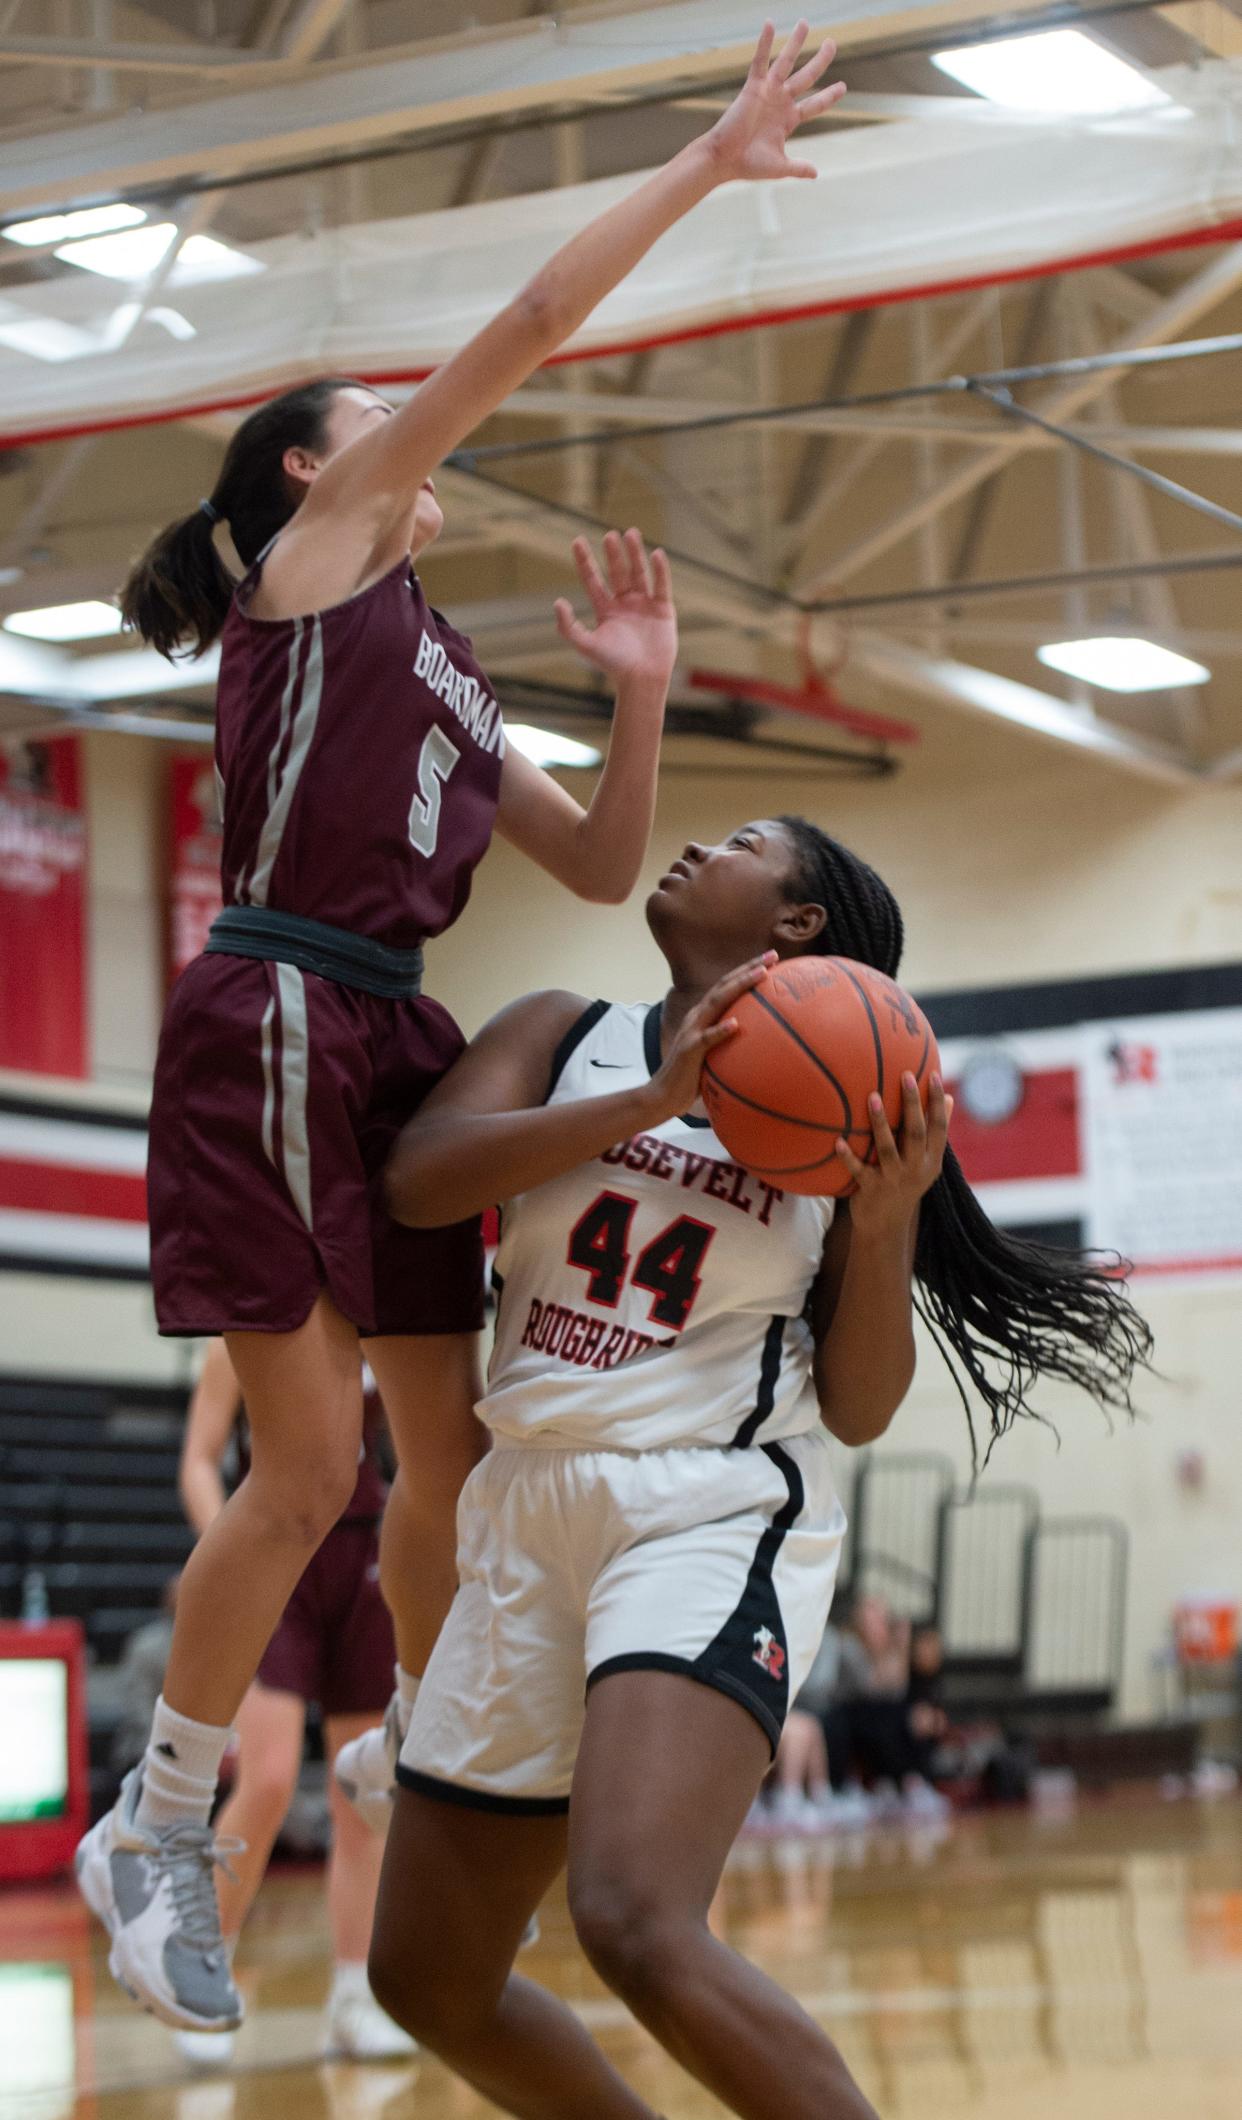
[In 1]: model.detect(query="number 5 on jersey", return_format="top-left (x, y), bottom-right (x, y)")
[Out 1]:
top-left (568, 1191), bottom-right (714, 1332)
top-left (408, 725), bottom-right (462, 857)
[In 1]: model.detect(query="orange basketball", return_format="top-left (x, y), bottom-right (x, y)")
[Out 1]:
top-left (699, 956), bottom-right (940, 1197)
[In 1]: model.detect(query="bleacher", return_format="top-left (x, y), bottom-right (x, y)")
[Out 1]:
top-left (831, 1447), bottom-right (1198, 1782)
top-left (0, 1374), bottom-right (192, 1655)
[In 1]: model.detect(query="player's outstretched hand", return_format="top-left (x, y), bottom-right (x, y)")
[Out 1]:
top-left (834, 1072), bottom-right (953, 1235)
top-left (705, 22), bottom-right (845, 185)
top-left (645, 954), bottom-right (777, 1124)
top-left (554, 529), bottom-right (677, 689)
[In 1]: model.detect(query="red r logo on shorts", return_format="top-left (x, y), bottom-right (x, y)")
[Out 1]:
top-left (752, 1626), bottom-right (786, 1681)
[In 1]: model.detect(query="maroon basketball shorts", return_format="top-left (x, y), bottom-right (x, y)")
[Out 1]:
top-left (257, 1516), bottom-right (394, 1716)
top-left (147, 953), bottom-right (484, 1336)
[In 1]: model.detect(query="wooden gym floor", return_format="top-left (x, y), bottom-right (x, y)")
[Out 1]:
top-left (5, 1792), bottom-right (1242, 2120)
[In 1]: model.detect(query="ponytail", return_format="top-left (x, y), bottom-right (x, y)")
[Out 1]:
top-left (119, 375), bottom-right (364, 661)
top-left (119, 501), bottom-right (235, 660)
top-left (777, 815), bottom-right (1154, 1463)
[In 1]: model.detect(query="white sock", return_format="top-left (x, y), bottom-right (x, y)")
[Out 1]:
top-left (330, 1960), bottom-right (370, 2004)
top-left (394, 1666), bottom-right (421, 1740)
top-left (136, 1696), bottom-right (232, 1834)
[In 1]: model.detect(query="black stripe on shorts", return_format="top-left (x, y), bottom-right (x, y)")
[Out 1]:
top-left (587, 1440), bottom-right (805, 1757)
top-left (395, 1763), bottom-right (570, 1816)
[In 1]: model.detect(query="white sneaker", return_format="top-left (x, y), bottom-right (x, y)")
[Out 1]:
top-left (903, 1777), bottom-right (951, 1821)
top-left (334, 1697), bottom-right (401, 1833)
top-left (822, 1786), bottom-right (874, 1831)
top-left (75, 1768), bottom-right (243, 2032)
top-left (174, 2027), bottom-right (238, 2070)
top-left (323, 1985), bottom-right (418, 2061)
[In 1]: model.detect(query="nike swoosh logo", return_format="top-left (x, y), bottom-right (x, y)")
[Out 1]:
top-left (590, 1060), bottom-right (628, 1069)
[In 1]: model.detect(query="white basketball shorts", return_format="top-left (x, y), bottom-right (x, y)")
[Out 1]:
top-left (397, 1426), bottom-right (846, 1813)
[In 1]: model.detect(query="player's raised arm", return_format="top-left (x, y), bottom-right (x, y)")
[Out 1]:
top-left (292, 25), bottom-right (844, 553)
top-left (495, 531), bottom-right (677, 903)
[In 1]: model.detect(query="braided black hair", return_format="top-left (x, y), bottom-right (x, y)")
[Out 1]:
top-left (777, 815), bottom-right (1154, 1465)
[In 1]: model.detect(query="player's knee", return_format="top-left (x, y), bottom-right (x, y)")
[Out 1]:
top-left (569, 1875), bottom-right (684, 2006)
top-left (249, 1451), bottom-right (358, 1548)
top-left (238, 1754), bottom-right (297, 1827)
top-left (367, 1931), bottom-right (487, 2054)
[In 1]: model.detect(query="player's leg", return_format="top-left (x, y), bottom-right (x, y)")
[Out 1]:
top-left (321, 1712), bottom-right (416, 2058)
top-left (76, 1292), bottom-right (364, 2031)
top-left (336, 1327), bottom-right (485, 1826)
top-left (214, 1686), bottom-right (307, 1939)
top-left (369, 1331), bottom-right (486, 1673)
top-left (568, 1670), bottom-right (879, 2120)
top-left (164, 1291), bottom-right (364, 1727)
top-left (369, 1787), bottom-right (656, 2118)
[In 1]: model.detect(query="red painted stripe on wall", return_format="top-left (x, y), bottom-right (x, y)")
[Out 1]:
top-left (0, 1158), bottom-right (148, 1223)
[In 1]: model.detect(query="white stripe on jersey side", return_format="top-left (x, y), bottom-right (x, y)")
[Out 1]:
top-left (238, 617), bottom-right (300, 903)
top-left (259, 996), bottom-right (276, 1170)
top-left (274, 963), bottom-right (313, 1231)
top-left (246, 615), bottom-right (324, 908)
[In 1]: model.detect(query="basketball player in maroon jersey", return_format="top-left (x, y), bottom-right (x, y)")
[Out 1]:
top-left (175, 1340), bottom-right (410, 2065)
top-left (75, 24), bottom-right (848, 2033)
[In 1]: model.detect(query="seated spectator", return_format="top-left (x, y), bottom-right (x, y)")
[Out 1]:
top-left (823, 1598), bottom-right (950, 1822)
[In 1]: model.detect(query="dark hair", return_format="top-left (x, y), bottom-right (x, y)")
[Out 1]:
top-left (119, 377), bottom-right (365, 659)
top-left (777, 815), bottom-right (1154, 1466)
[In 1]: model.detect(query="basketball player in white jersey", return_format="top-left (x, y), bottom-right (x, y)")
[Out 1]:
top-left (359, 817), bottom-right (953, 2119)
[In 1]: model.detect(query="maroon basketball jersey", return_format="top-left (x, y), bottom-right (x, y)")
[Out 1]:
top-left (215, 558), bottom-right (505, 949)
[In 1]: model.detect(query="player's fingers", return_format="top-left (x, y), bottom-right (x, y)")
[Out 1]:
top-left (901, 1071), bottom-right (927, 1147)
top-left (649, 546), bottom-right (674, 605)
top-left (772, 19), bottom-right (809, 83)
top-left (702, 951), bottom-right (776, 1019)
top-left (868, 1092), bottom-right (902, 1171)
top-left (625, 526), bottom-right (654, 599)
top-left (834, 1137), bottom-right (867, 1183)
top-left (698, 1019), bottom-right (740, 1054)
top-left (926, 1076), bottom-right (952, 1157)
top-left (747, 21), bottom-right (776, 83)
top-left (572, 536), bottom-right (610, 617)
top-left (788, 35), bottom-right (836, 94)
top-left (553, 600), bottom-right (592, 651)
top-left (603, 529), bottom-right (630, 598)
top-left (796, 80), bottom-right (847, 121)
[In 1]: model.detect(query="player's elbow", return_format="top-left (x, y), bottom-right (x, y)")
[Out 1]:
top-left (819, 1399), bottom-right (899, 1448)
top-left (384, 1151), bottom-right (431, 1228)
top-left (516, 274), bottom-right (572, 342)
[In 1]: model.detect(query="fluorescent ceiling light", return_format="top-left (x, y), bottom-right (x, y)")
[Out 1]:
top-left (932, 30), bottom-right (1168, 114)
top-left (1038, 636), bottom-right (1209, 692)
top-left (2, 202), bottom-right (146, 248)
top-left (506, 722), bottom-right (602, 769)
top-left (54, 224), bottom-right (263, 283)
top-left (4, 600), bottom-right (124, 643)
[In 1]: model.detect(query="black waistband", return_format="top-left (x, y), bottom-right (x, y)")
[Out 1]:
top-left (205, 906), bottom-right (424, 999)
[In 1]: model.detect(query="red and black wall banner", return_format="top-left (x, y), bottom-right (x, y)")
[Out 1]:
top-left (0, 737), bottom-right (87, 1079)
top-left (168, 755), bottom-right (223, 987)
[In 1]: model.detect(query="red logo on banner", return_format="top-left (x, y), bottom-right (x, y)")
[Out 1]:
top-left (0, 737), bottom-right (87, 1078)
top-left (1106, 1040), bottom-right (1158, 1086)
top-left (169, 756), bottom-right (223, 985)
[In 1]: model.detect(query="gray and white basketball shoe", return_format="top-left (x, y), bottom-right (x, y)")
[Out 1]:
top-left (75, 1768), bottom-right (243, 2031)
top-left (333, 1693), bottom-right (401, 1833)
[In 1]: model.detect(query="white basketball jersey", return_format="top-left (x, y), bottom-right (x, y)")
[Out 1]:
top-left (481, 1001), bottom-right (835, 1451)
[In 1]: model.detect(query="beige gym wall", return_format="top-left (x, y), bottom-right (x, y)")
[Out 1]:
top-left (3, 728), bottom-right (1241, 1714)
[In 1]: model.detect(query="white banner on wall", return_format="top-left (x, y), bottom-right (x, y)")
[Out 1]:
top-left (1082, 1007), bottom-right (1242, 1276)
